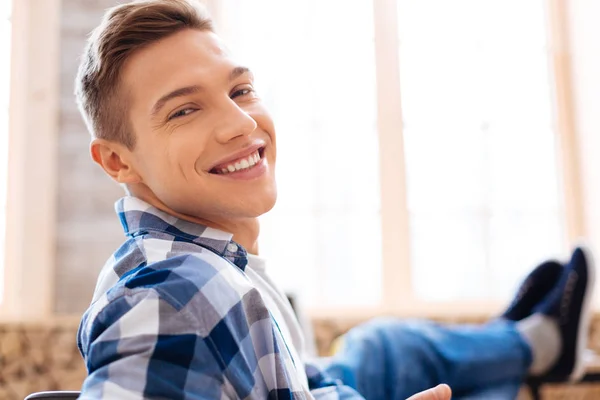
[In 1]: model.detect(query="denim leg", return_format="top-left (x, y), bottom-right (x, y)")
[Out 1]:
top-left (322, 318), bottom-right (531, 400)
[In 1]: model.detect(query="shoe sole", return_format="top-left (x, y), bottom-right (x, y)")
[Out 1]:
top-left (569, 243), bottom-right (596, 381)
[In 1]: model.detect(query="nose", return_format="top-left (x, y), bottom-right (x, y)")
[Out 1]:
top-left (214, 98), bottom-right (258, 143)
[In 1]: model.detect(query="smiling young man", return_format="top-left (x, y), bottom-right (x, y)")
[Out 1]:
top-left (76, 1), bottom-right (595, 399)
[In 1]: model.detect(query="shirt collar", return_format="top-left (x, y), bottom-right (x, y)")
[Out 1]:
top-left (115, 196), bottom-right (248, 270)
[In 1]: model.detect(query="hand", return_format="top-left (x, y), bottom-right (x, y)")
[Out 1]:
top-left (407, 384), bottom-right (452, 400)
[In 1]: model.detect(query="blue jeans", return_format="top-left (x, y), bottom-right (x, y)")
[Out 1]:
top-left (322, 318), bottom-right (532, 400)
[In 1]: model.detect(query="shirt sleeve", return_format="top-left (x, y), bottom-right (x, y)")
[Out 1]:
top-left (306, 362), bottom-right (366, 399)
top-left (78, 289), bottom-right (229, 400)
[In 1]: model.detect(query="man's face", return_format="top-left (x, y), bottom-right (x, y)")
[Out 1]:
top-left (122, 29), bottom-right (277, 220)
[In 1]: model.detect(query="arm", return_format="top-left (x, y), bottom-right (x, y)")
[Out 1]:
top-left (78, 290), bottom-right (227, 399)
top-left (305, 362), bottom-right (366, 399)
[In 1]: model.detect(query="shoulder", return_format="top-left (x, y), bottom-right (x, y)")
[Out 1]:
top-left (82, 244), bottom-right (265, 337)
top-left (78, 257), bottom-right (272, 389)
top-left (104, 234), bottom-right (248, 308)
top-left (120, 243), bottom-right (254, 310)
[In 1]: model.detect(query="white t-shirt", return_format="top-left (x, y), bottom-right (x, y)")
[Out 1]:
top-left (245, 254), bottom-right (314, 387)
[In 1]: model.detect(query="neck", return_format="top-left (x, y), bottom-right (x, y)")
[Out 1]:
top-left (129, 185), bottom-right (260, 254)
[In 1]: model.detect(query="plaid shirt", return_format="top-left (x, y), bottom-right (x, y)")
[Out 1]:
top-left (78, 196), bottom-right (363, 399)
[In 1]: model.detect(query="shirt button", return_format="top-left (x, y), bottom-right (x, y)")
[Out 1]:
top-left (227, 243), bottom-right (238, 253)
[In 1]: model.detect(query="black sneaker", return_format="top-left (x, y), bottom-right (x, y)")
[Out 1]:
top-left (534, 246), bottom-right (596, 382)
top-left (501, 260), bottom-right (563, 321)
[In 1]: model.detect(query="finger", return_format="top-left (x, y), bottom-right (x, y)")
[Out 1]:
top-left (407, 384), bottom-right (452, 400)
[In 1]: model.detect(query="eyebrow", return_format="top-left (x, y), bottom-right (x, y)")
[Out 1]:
top-left (229, 66), bottom-right (251, 81)
top-left (151, 85), bottom-right (202, 117)
top-left (150, 66), bottom-right (253, 117)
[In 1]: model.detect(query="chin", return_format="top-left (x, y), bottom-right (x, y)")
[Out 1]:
top-left (244, 190), bottom-right (277, 218)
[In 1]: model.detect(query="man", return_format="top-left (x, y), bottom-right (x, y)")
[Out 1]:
top-left (75, 1), bottom-right (594, 398)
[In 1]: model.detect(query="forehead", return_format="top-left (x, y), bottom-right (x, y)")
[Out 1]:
top-left (121, 29), bottom-right (236, 103)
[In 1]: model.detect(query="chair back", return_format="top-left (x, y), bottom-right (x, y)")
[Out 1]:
top-left (24, 391), bottom-right (81, 400)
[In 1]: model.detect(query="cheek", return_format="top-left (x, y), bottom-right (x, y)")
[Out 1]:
top-left (162, 138), bottom-right (203, 174)
top-left (251, 104), bottom-right (276, 137)
top-left (135, 140), bottom-right (187, 184)
top-left (264, 122), bottom-right (277, 146)
top-left (168, 126), bottom-right (214, 174)
top-left (193, 157), bottom-right (206, 175)
top-left (254, 115), bottom-right (277, 160)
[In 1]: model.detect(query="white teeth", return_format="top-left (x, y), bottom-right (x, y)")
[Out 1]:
top-left (218, 150), bottom-right (263, 174)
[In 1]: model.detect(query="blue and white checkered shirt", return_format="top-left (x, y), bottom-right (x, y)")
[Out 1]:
top-left (78, 196), bottom-right (363, 399)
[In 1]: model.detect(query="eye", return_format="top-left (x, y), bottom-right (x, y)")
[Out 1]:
top-left (231, 87), bottom-right (256, 99)
top-left (168, 107), bottom-right (197, 121)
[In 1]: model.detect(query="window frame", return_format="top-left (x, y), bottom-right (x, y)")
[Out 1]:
top-left (0, 0), bottom-right (61, 320)
top-left (547, 0), bottom-right (585, 242)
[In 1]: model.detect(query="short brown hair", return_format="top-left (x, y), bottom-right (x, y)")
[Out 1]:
top-left (75, 0), bottom-right (214, 149)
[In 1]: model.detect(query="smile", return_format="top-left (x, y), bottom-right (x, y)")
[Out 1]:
top-left (210, 147), bottom-right (266, 175)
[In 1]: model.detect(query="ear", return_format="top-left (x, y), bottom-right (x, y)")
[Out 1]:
top-left (90, 139), bottom-right (142, 184)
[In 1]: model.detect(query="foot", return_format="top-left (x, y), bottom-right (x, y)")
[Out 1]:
top-left (534, 246), bottom-right (596, 382)
top-left (502, 260), bottom-right (563, 321)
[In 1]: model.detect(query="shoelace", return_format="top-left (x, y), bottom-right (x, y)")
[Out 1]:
top-left (559, 271), bottom-right (578, 325)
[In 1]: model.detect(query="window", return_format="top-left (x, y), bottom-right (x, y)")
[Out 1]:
top-left (0, 0), bottom-right (12, 301)
top-left (398, 0), bottom-right (565, 301)
top-left (217, 0), bottom-right (382, 308)
top-left (213, 0), bottom-right (568, 312)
